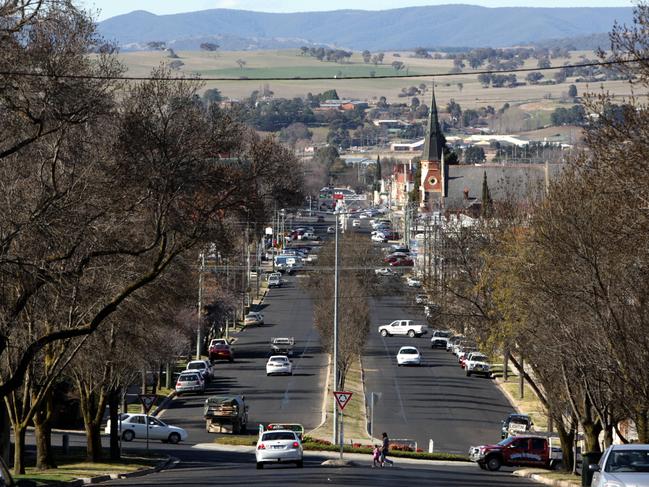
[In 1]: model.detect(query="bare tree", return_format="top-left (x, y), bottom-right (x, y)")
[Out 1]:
top-left (236, 58), bottom-right (247, 70)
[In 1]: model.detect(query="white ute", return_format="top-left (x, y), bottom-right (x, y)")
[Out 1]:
top-left (378, 319), bottom-right (428, 338)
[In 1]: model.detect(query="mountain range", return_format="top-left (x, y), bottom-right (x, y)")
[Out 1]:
top-left (97, 5), bottom-right (634, 51)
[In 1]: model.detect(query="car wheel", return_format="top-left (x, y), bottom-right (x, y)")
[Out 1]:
top-left (466, 371), bottom-right (472, 376)
top-left (296, 460), bottom-right (303, 468)
top-left (478, 462), bottom-right (487, 470)
top-left (122, 430), bottom-right (135, 442)
top-left (168, 432), bottom-right (181, 444)
top-left (229, 358), bottom-right (234, 362)
top-left (486, 455), bottom-right (502, 471)
top-left (407, 330), bottom-right (416, 338)
top-left (256, 462), bottom-right (264, 469)
top-left (380, 330), bottom-right (388, 337)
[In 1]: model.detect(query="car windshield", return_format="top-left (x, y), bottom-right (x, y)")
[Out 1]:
top-left (188, 362), bottom-right (205, 369)
top-left (400, 348), bottom-right (418, 354)
top-left (270, 358), bottom-right (288, 363)
top-left (510, 417), bottom-right (529, 425)
top-left (262, 432), bottom-right (297, 441)
top-left (472, 355), bottom-right (487, 361)
top-left (605, 449), bottom-right (649, 473)
top-left (435, 331), bottom-right (451, 338)
top-left (497, 437), bottom-right (515, 446)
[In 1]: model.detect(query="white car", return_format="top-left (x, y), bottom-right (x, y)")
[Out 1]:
top-left (465, 353), bottom-right (491, 377)
top-left (245, 311), bottom-right (264, 326)
top-left (371, 233), bottom-right (387, 243)
top-left (327, 226), bottom-right (335, 233)
top-left (352, 219), bottom-right (360, 227)
top-left (175, 370), bottom-right (205, 395)
top-left (266, 355), bottom-right (293, 376)
top-left (430, 329), bottom-right (452, 348)
top-left (256, 429), bottom-right (303, 469)
top-left (186, 359), bottom-right (213, 382)
top-left (406, 276), bottom-right (422, 287)
top-left (397, 346), bottom-right (422, 366)
top-left (375, 267), bottom-right (394, 276)
top-left (590, 444), bottom-right (649, 487)
top-left (359, 213), bottom-right (369, 219)
top-left (106, 413), bottom-right (188, 444)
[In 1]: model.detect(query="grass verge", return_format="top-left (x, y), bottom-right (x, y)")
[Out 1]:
top-left (306, 356), bottom-right (370, 443)
top-left (212, 435), bottom-right (468, 461)
top-left (13, 448), bottom-right (162, 486)
top-left (518, 468), bottom-right (581, 485)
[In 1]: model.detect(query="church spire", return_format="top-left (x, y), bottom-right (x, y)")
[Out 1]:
top-left (422, 84), bottom-right (444, 162)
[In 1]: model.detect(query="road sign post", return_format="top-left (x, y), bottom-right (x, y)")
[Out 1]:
top-left (334, 392), bottom-right (353, 459)
top-left (139, 394), bottom-right (156, 453)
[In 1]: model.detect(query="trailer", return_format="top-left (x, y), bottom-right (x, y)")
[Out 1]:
top-left (204, 395), bottom-right (248, 434)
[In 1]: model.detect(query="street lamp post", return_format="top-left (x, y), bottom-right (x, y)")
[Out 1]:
top-left (196, 252), bottom-right (205, 360)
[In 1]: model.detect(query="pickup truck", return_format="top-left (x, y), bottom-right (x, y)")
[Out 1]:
top-left (430, 329), bottom-right (452, 348)
top-left (469, 435), bottom-right (562, 471)
top-left (268, 273), bottom-right (282, 288)
top-left (204, 395), bottom-right (248, 434)
top-left (378, 320), bottom-right (428, 338)
top-left (501, 413), bottom-right (533, 439)
top-left (270, 337), bottom-right (295, 356)
top-left (464, 352), bottom-right (491, 377)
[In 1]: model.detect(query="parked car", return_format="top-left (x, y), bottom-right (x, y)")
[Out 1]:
top-left (390, 258), bottom-right (413, 267)
top-left (415, 293), bottom-right (428, 304)
top-left (469, 435), bottom-right (562, 471)
top-left (175, 371), bottom-right (205, 395)
top-left (210, 343), bottom-right (234, 362)
top-left (317, 215), bottom-right (325, 223)
top-left (447, 335), bottom-right (466, 352)
top-left (106, 413), bottom-right (188, 444)
top-left (266, 355), bottom-right (293, 376)
top-left (245, 311), bottom-right (264, 326)
top-left (378, 319), bottom-right (428, 338)
top-left (589, 444), bottom-right (649, 487)
top-left (352, 219), bottom-right (360, 227)
top-left (256, 429), bottom-right (303, 469)
top-left (209, 339), bottom-right (232, 361)
top-left (186, 360), bottom-right (213, 382)
top-left (268, 273), bottom-right (282, 288)
top-left (430, 330), bottom-right (452, 348)
top-left (464, 353), bottom-right (491, 377)
top-left (371, 233), bottom-right (387, 243)
top-left (406, 276), bottom-right (422, 288)
top-left (396, 346), bottom-right (422, 366)
top-left (327, 226), bottom-right (335, 234)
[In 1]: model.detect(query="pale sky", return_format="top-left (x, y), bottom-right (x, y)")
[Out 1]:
top-left (84, 0), bottom-right (636, 21)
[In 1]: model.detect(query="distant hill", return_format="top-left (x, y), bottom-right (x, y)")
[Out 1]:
top-left (98, 6), bottom-right (634, 51)
top-left (526, 32), bottom-right (613, 52)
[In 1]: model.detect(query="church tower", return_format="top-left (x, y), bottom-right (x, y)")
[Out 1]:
top-left (420, 86), bottom-right (446, 209)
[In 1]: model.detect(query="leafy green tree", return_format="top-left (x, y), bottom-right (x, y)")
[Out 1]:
top-left (200, 42), bottom-right (219, 53)
top-left (462, 109), bottom-right (480, 127)
top-left (568, 84), bottom-right (578, 97)
top-left (362, 50), bottom-right (371, 63)
top-left (202, 88), bottom-right (222, 105)
top-left (526, 71), bottom-right (544, 84)
top-left (537, 57), bottom-right (551, 69)
top-left (478, 73), bottom-right (492, 87)
top-left (373, 155), bottom-right (382, 191)
top-left (391, 61), bottom-right (405, 73)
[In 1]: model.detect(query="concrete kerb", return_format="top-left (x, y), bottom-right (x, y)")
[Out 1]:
top-left (193, 443), bottom-right (473, 467)
top-left (52, 455), bottom-right (178, 487)
top-left (513, 468), bottom-right (580, 487)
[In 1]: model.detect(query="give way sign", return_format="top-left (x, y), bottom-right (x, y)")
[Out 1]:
top-left (334, 391), bottom-right (353, 411)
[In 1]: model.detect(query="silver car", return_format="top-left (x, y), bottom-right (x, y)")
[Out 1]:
top-left (175, 371), bottom-right (205, 395)
top-left (590, 444), bottom-right (649, 487)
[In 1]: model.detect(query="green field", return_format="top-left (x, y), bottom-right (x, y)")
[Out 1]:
top-left (115, 49), bottom-right (634, 111)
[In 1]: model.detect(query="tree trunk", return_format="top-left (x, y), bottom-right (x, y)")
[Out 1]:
top-left (634, 407), bottom-right (649, 443)
top-left (108, 388), bottom-right (120, 461)
top-left (556, 419), bottom-right (576, 472)
top-left (85, 421), bottom-right (103, 462)
top-left (34, 389), bottom-right (56, 470)
top-left (12, 423), bottom-right (26, 475)
top-left (0, 402), bottom-right (10, 467)
top-left (582, 419), bottom-right (603, 453)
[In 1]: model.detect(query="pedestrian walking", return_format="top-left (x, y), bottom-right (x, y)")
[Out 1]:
top-left (372, 444), bottom-right (382, 467)
top-left (380, 432), bottom-right (394, 467)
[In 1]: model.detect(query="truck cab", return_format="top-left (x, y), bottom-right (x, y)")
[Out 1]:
top-left (469, 435), bottom-right (561, 471)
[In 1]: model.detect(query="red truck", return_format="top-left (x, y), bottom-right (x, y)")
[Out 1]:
top-left (469, 435), bottom-right (562, 471)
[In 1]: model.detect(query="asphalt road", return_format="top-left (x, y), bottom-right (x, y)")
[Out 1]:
top-left (99, 447), bottom-right (542, 486)
top-left (356, 218), bottom-right (514, 455)
top-left (156, 263), bottom-right (327, 446)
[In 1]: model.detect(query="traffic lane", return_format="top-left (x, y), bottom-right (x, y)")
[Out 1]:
top-left (101, 448), bottom-right (543, 486)
top-left (157, 272), bottom-right (326, 444)
top-left (364, 293), bottom-right (512, 454)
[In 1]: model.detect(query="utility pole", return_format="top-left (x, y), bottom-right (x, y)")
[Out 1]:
top-left (245, 225), bottom-right (251, 309)
top-left (332, 210), bottom-right (340, 445)
top-left (196, 252), bottom-right (205, 360)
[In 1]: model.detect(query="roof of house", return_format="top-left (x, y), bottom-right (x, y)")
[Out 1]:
top-left (444, 164), bottom-right (564, 210)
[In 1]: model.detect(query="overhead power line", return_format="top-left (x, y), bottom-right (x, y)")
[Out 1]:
top-left (0, 57), bottom-right (644, 82)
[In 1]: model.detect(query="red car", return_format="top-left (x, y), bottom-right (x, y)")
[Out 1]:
top-left (390, 258), bottom-right (414, 267)
top-left (209, 344), bottom-right (234, 363)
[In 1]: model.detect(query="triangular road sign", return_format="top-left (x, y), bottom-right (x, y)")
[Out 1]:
top-left (334, 391), bottom-right (353, 411)
top-left (139, 394), bottom-right (157, 413)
